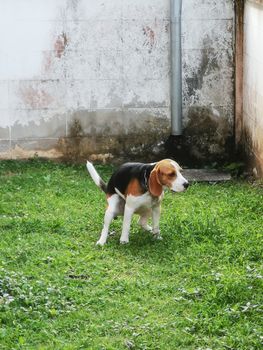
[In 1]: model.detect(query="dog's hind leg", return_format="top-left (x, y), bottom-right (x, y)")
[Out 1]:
top-left (96, 209), bottom-right (115, 246)
top-left (96, 195), bottom-right (119, 246)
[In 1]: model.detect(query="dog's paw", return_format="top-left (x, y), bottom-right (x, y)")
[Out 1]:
top-left (154, 235), bottom-right (163, 241)
top-left (96, 239), bottom-right (106, 246)
top-left (152, 231), bottom-right (163, 240)
top-left (120, 239), bottom-right (129, 245)
top-left (141, 224), bottom-right (153, 232)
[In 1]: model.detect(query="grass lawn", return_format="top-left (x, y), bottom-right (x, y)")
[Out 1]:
top-left (0, 159), bottom-right (262, 350)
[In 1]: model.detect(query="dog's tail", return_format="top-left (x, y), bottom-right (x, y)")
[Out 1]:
top-left (86, 161), bottom-right (107, 193)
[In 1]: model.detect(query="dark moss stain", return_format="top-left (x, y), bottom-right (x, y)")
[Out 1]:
top-left (239, 123), bottom-right (263, 177)
top-left (166, 106), bottom-right (234, 166)
top-left (9, 110), bottom-right (235, 167)
top-left (184, 107), bottom-right (229, 138)
top-left (8, 109), bottom-right (235, 167)
top-left (60, 118), bottom-right (83, 160)
top-left (69, 118), bottom-right (83, 137)
top-left (59, 133), bottom-right (167, 164)
top-left (185, 37), bottom-right (220, 97)
top-left (58, 111), bottom-right (170, 163)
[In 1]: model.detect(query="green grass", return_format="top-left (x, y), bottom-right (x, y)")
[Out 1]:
top-left (0, 159), bottom-right (262, 350)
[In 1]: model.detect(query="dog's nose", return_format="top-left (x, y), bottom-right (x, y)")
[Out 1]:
top-left (183, 181), bottom-right (189, 189)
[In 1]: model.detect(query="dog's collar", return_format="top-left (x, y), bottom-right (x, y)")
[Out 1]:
top-left (144, 169), bottom-right (149, 191)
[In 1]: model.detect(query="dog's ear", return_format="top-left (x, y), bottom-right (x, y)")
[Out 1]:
top-left (149, 169), bottom-right (163, 197)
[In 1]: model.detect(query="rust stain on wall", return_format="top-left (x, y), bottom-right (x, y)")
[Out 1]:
top-left (143, 26), bottom-right (155, 52)
top-left (43, 51), bottom-right (53, 72)
top-left (19, 86), bottom-right (54, 109)
top-left (54, 32), bottom-right (68, 58)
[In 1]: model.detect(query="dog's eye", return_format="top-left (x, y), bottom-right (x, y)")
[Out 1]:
top-left (168, 172), bottom-right (176, 177)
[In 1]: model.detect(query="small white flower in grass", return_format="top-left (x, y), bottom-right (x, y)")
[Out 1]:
top-left (241, 302), bottom-right (259, 313)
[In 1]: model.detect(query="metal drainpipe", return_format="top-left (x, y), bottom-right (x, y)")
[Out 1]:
top-left (170, 0), bottom-right (183, 135)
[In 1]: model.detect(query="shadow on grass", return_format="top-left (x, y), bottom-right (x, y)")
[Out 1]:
top-left (101, 217), bottom-right (225, 264)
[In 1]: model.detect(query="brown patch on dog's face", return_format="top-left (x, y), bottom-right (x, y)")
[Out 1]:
top-left (154, 160), bottom-right (178, 189)
top-left (149, 160), bottom-right (177, 196)
top-left (149, 159), bottom-right (189, 194)
top-left (152, 159), bottom-right (189, 193)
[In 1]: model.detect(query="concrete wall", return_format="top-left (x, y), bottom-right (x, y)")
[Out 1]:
top-left (181, 0), bottom-right (235, 163)
top-left (243, 0), bottom-right (263, 176)
top-left (0, 0), bottom-right (235, 164)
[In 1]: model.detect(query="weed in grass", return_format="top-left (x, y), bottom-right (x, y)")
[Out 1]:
top-left (0, 160), bottom-right (262, 349)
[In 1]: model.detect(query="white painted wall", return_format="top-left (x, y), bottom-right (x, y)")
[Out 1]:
top-left (0, 0), bottom-right (235, 162)
top-left (0, 0), bottom-right (170, 160)
top-left (243, 0), bottom-right (263, 175)
top-left (182, 0), bottom-right (234, 114)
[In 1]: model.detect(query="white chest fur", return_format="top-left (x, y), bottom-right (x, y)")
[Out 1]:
top-left (126, 191), bottom-right (163, 213)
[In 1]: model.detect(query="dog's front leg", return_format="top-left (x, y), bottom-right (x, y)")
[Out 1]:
top-left (138, 209), bottom-right (152, 232)
top-left (120, 205), bottom-right (134, 244)
top-left (152, 204), bottom-right (162, 240)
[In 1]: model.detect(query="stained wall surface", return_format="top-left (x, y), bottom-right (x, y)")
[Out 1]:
top-left (0, 0), bottom-right (235, 163)
top-left (243, 0), bottom-right (263, 176)
top-left (181, 0), bottom-right (234, 162)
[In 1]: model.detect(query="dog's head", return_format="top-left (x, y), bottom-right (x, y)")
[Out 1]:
top-left (149, 159), bottom-right (189, 197)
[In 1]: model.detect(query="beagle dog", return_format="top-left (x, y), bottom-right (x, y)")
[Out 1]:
top-left (86, 159), bottom-right (189, 246)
